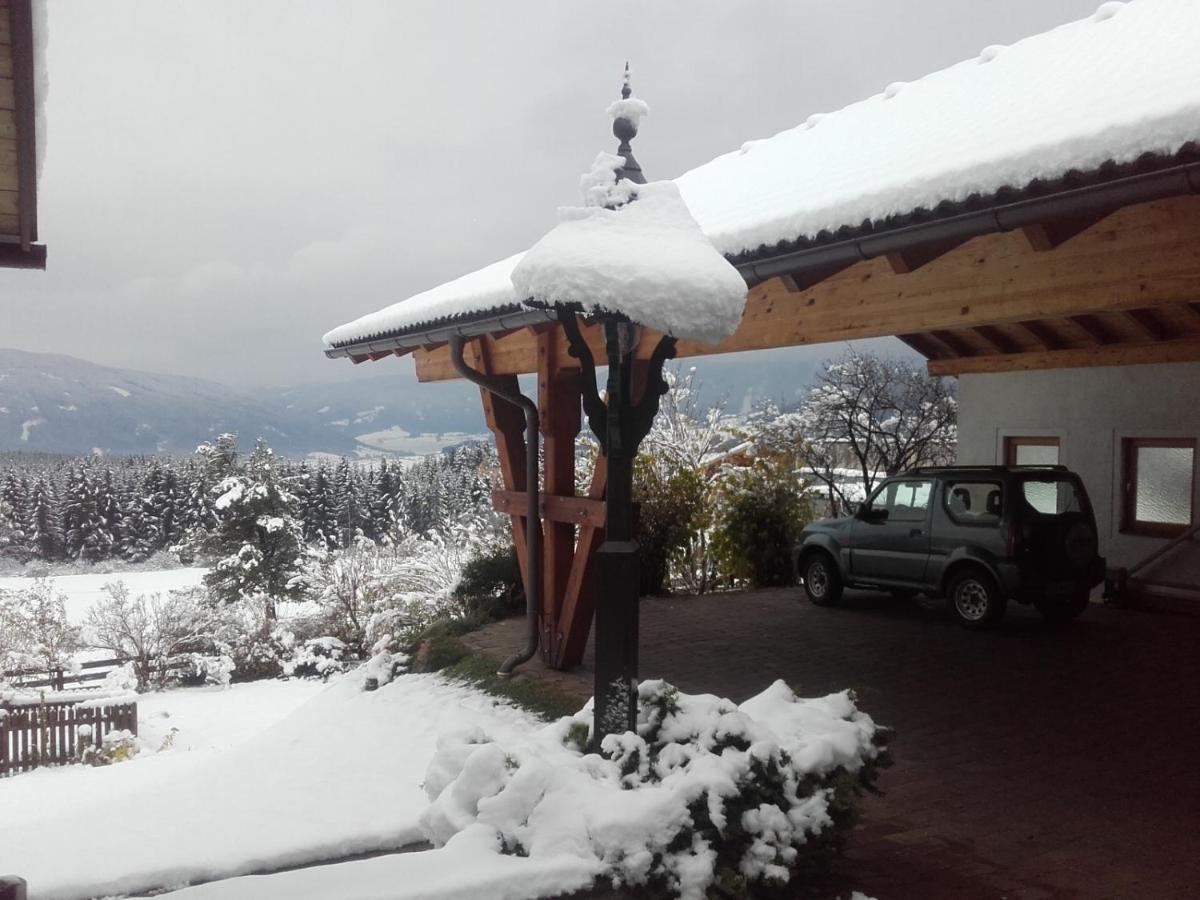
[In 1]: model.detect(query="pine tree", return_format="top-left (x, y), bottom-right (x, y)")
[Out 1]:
top-left (191, 438), bottom-right (307, 620)
top-left (26, 478), bottom-right (63, 560)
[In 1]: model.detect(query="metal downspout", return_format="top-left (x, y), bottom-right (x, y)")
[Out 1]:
top-left (448, 336), bottom-right (540, 676)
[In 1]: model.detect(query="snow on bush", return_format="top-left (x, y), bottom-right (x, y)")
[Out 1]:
top-left (0, 578), bottom-right (82, 676)
top-left (420, 679), bottom-right (889, 900)
top-left (281, 635), bottom-right (348, 680)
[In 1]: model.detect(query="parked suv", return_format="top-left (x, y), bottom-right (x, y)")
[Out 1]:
top-left (794, 466), bottom-right (1105, 628)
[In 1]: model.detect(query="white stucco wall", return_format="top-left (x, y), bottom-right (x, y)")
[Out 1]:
top-left (956, 362), bottom-right (1200, 569)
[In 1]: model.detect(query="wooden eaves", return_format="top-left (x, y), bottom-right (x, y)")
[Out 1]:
top-left (0, 0), bottom-right (45, 269)
top-left (327, 151), bottom-right (1200, 381)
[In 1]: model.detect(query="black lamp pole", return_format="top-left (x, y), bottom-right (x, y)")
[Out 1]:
top-left (558, 67), bottom-right (676, 746)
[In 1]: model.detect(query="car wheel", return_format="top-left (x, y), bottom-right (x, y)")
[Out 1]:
top-left (1037, 589), bottom-right (1090, 624)
top-left (946, 569), bottom-right (1006, 629)
top-left (802, 553), bottom-right (843, 607)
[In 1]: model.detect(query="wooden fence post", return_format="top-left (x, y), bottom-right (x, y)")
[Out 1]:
top-left (0, 876), bottom-right (27, 900)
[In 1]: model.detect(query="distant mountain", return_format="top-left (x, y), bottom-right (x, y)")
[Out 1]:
top-left (0, 348), bottom-right (366, 457)
top-left (0, 339), bottom-right (914, 457)
top-left (275, 373), bottom-right (486, 455)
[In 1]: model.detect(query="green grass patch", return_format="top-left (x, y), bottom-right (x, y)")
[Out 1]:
top-left (441, 653), bottom-right (584, 721)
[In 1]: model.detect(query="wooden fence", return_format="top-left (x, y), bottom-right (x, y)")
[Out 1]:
top-left (2, 657), bottom-right (127, 692)
top-left (0, 696), bottom-right (138, 777)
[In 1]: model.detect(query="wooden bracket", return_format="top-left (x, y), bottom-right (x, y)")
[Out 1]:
top-left (1022, 211), bottom-right (1112, 252)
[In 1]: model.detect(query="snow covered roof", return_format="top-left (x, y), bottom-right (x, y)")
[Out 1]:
top-left (325, 0), bottom-right (1200, 355)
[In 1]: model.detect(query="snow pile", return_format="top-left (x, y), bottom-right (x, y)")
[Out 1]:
top-left (512, 180), bottom-right (747, 344)
top-left (420, 679), bottom-right (886, 900)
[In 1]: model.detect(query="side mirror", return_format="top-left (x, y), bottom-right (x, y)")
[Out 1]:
top-left (855, 503), bottom-right (869, 519)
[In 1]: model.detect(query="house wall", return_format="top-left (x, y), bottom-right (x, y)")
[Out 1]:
top-left (956, 362), bottom-right (1200, 570)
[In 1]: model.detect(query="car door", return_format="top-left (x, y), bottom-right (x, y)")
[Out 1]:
top-left (849, 478), bottom-right (935, 584)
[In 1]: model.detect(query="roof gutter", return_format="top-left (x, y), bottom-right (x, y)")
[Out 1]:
top-left (735, 160), bottom-right (1200, 285)
top-left (323, 308), bottom-right (557, 361)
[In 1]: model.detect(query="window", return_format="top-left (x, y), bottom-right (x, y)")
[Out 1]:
top-left (1122, 438), bottom-right (1196, 537)
top-left (1004, 436), bottom-right (1060, 467)
top-left (1020, 476), bottom-right (1085, 516)
top-left (944, 481), bottom-right (1003, 525)
top-left (868, 480), bottom-right (933, 523)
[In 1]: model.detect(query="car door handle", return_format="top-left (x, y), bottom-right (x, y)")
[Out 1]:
top-left (909, 528), bottom-right (924, 537)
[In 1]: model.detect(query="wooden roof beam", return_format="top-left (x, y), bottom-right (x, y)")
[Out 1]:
top-left (1122, 307), bottom-right (1171, 342)
top-left (1021, 210), bottom-right (1113, 252)
top-left (1069, 313), bottom-right (1118, 345)
top-left (777, 262), bottom-right (854, 293)
top-left (886, 237), bottom-right (969, 275)
top-left (1014, 319), bottom-right (1066, 351)
top-left (928, 337), bottom-right (1200, 376)
top-left (929, 329), bottom-right (976, 358)
top-left (972, 324), bottom-right (1021, 355)
top-left (898, 333), bottom-right (945, 359)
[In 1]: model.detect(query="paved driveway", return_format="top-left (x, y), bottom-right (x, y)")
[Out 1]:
top-left (466, 589), bottom-right (1200, 898)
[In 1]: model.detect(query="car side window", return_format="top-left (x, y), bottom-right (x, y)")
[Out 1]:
top-left (868, 480), bottom-right (933, 523)
top-left (944, 480), bottom-right (1003, 525)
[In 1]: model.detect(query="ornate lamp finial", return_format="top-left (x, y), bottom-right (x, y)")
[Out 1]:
top-left (611, 62), bottom-right (645, 185)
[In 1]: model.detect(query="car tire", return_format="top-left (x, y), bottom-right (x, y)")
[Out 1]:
top-left (802, 552), bottom-right (843, 607)
top-left (946, 568), bottom-right (1006, 629)
top-left (1037, 589), bottom-right (1090, 624)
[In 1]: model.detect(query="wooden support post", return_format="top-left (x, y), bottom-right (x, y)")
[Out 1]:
top-left (537, 330), bottom-right (581, 665)
top-left (553, 456), bottom-right (607, 670)
top-left (471, 340), bottom-right (537, 602)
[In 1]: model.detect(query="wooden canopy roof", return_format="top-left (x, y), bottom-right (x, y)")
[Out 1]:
top-left (324, 0), bottom-right (1200, 381)
top-left (0, 0), bottom-right (44, 269)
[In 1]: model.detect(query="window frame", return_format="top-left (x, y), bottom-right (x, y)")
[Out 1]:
top-left (942, 479), bottom-right (1004, 527)
top-left (1120, 437), bottom-right (1197, 538)
top-left (1004, 435), bottom-right (1060, 467)
top-left (863, 478), bottom-right (935, 524)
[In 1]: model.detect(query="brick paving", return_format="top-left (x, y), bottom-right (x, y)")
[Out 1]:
top-left (463, 590), bottom-right (1200, 899)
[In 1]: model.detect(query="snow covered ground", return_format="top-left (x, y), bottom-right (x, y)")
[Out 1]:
top-left (0, 672), bottom-right (545, 900)
top-left (0, 567), bottom-right (207, 626)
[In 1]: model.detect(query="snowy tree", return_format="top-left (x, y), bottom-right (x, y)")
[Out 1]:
top-left (790, 350), bottom-right (957, 516)
top-left (187, 438), bottom-right (307, 620)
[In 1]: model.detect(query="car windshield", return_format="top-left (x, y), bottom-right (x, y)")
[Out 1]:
top-left (1020, 476), bottom-right (1086, 516)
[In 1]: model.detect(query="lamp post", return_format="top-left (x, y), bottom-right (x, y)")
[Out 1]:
top-left (559, 67), bottom-right (676, 746)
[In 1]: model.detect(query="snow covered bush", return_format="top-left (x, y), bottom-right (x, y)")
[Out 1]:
top-left (179, 652), bottom-right (234, 687)
top-left (0, 578), bottom-right (81, 677)
top-left (421, 680), bottom-right (889, 900)
top-left (281, 636), bottom-right (348, 680)
top-left (85, 582), bottom-right (215, 690)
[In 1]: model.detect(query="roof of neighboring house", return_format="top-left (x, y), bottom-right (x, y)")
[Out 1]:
top-left (0, 0), bottom-right (47, 269)
top-left (325, 0), bottom-right (1200, 357)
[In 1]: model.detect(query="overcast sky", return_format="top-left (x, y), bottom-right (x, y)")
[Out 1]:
top-left (0, 0), bottom-right (1101, 388)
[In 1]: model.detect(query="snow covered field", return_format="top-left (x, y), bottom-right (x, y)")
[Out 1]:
top-left (0, 672), bottom-right (546, 900)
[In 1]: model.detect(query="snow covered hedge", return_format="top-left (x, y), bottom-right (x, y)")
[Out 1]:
top-left (420, 679), bottom-right (889, 900)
